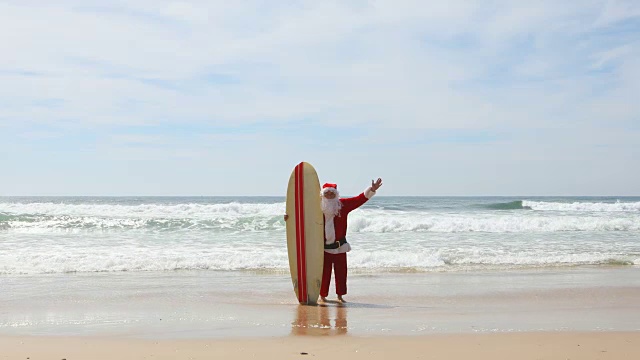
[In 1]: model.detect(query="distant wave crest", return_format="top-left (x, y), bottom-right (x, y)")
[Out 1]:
top-left (2, 200), bottom-right (640, 234)
top-left (523, 200), bottom-right (640, 212)
top-left (485, 200), bottom-right (529, 210)
top-left (348, 211), bottom-right (640, 233)
top-left (484, 200), bottom-right (640, 212)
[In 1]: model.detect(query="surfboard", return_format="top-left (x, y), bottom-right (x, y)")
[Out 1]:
top-left (286, 162), bottom-right (324, 305)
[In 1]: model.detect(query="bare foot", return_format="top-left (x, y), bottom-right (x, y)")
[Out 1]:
top-left (319, 296), bottom-right (327, 303)
top-left (337, 295), bottom-right (346, 303)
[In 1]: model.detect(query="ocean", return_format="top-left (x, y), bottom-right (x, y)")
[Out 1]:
top-left (1, 196), bottom-right (639, 275)
top-left (2, 196), bottom-right (640, 337)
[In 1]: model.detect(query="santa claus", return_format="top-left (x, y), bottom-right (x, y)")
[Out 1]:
top-left (319, 178), bottom-right (383, 303)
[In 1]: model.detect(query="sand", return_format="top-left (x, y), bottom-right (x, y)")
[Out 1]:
top-left (2, 268), bottom-right (640, 359)
top-left (1, 332), bottom-right (640, 359)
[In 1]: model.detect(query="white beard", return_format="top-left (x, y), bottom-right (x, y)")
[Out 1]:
top-left (321, 197), bottom-right (341, 244)
top-left (321, 197), bottom-right (342, 217)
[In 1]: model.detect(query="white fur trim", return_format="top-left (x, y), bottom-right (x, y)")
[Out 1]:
top-left (321, 187), bottom-right (339, 197)
top-left (364, 186), bottom-right (376, 199)
top-left (324, 216), bottom-right (336, 244)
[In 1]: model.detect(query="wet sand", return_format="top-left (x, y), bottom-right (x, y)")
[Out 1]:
top-left (2, 267), bottom-right (639, 337)
top-left (1, 267), bottom-right (639, 358)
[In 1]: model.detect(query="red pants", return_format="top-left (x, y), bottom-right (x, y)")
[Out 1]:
top-left (320, 252), bottom-right (347, 297)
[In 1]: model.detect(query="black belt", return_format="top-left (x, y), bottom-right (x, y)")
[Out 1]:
top-left (324, 238), bottom-right (347, 250)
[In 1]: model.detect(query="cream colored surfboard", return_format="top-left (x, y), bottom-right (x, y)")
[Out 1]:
top-left (286, 162), bottom-right (324, 305)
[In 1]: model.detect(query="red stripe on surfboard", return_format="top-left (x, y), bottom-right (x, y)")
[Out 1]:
top-left (299, 164), bottom-right (307, 302)
top-left (294, 164), bottom-right (302, 301)
top-left (294, 164), bottom-right (304, 302)
top-left (294, 163), bottom-right (308, 303)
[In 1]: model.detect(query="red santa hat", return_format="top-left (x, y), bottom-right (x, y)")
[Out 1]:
top-left (321, 183), bottom-right (339, 196)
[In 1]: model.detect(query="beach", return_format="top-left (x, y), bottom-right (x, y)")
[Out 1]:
top-left (2, 268), bottom-right (640, 359)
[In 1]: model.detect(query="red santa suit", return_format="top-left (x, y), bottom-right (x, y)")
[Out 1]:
top-left (320, 183), bottom-right (376, 298)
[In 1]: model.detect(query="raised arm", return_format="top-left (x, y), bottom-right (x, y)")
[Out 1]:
top-left (342, 178), bottom-right (383, 213)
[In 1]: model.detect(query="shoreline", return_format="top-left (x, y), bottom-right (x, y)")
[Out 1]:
top-left (2, 331), bottom-right (639, 360)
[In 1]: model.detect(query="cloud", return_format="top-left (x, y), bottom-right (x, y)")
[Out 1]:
top-left (0, 0), bottom-right (638, 195)
top-left (1, 1), bottom-right (636, 128)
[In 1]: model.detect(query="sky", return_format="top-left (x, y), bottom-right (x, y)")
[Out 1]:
top-left (0, 0), bottom-right (639, 196)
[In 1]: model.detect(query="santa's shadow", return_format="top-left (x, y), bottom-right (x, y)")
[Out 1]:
top-left (328, 300), bottom-right (395, 309)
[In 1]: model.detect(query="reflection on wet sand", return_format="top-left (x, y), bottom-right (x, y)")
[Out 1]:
top-left (291, 302), bottom-right (348, 336)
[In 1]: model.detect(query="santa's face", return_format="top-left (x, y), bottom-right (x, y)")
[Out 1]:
top-left (321, 190), bottom-right (341, 217)
top-left (323, 191), bottom-right (337, 199)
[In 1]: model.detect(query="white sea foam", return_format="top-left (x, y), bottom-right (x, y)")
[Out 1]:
top-left (1, 244), bottom-right (634, 275)
top-left (3, 216), bottom-right (286, 232)
top-left (0, 202), bottom-right (287, 231)
top-left (0, 245), bottom-right (290, 274)
top-left (2, 203), bottom-right (640, 233)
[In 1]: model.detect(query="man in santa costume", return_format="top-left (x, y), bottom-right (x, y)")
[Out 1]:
top-left (319, 178), bottom-right (382, 303)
